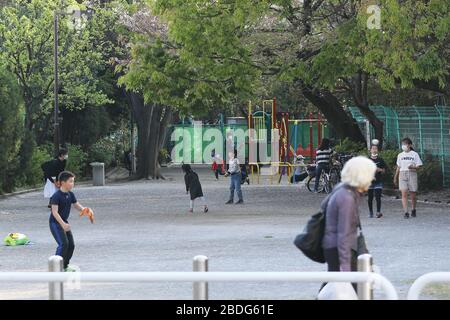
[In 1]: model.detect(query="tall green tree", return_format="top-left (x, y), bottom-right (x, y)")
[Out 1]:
top-left (0, 0), bottom-right (113, 139)
top-left (0, 68), bottom-right (23, 193)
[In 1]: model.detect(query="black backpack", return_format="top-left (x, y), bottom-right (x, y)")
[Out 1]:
top-left (293, 184), bottom-right (347, 263)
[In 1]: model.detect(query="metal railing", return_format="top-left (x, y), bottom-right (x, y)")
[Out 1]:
top-left (407, 272), bottom-right (450, 300)
top-left (0, 254), bottom-right (399, 300)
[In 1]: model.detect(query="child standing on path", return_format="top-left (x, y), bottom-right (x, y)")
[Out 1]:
top-left (211, 154), bottom-right (225, 180)
top-left (182, 164), bottom-right (208, 213)
top-left (368, 144), bottom-right (386, 218)
top-left (394, 138), bottom-right (423, 219)
top-left (225, 150), bottom-right (244, 204)
top-left (49, 171), bottom-right (91, 272)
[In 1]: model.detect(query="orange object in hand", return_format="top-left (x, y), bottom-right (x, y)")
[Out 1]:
top-left (80, 207), bottom-right (95, 224)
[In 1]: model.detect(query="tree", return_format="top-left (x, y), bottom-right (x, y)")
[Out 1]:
top-left (0, 68), bottom-right (22, 193)
top-left (0, 0), bottom-right (113, 141)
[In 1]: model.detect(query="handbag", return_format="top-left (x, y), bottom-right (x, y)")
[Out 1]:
top-left (293, 184), bottom-right (348, 263)
top-left (293, 210), bottom-right (326, 263)
top-left (356, 214), bottom-right (369, 256)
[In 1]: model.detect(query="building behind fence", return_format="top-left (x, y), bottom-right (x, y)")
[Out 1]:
top-left (348, 105), bottom-right (450, 187)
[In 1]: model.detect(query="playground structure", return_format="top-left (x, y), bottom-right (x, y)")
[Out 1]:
top-left (247, 98), bottom-right (327, 184)
top-left (168, 97), bottom-right (328, 184)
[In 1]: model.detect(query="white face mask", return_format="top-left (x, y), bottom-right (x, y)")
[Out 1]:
top-left (401, 145), bottom-right (409, 152)
top-left (64, 155), bottom-right (69, 160)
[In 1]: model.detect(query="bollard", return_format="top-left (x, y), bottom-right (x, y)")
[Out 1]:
top-left (193, 255), bottom-right (208, 300)
top-left (48, 255), bottom-right (64, 300)
top-left (90, 162), bottom-right (105, 186)
top-left (357, 254), bottom-right (373, 300)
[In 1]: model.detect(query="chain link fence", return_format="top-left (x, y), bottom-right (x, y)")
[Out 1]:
top-left (348, 105), bottom-right (450, 187)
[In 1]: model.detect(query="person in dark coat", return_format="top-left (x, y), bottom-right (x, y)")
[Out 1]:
top-left (42, 149), bottom-right (68, 207)
top-left (182, 164), bottom-right (208, 213)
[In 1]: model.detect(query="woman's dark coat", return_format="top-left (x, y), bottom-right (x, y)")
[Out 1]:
top-left (184, 171), bottom-right (204, 200)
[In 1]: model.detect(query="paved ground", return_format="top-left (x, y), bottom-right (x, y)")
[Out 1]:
top-left (0, 167), bottom-right (449, 300)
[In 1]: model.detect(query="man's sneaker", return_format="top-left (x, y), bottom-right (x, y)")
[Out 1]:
top-left (64, 265), bottom-right (78, 272)
top-left (376, 213), bottom-right (383, 218)
top-left (235, 200), bottom-right (244, 204)
top-left (411, 210), bottom-right (417, 218)
top-left (404, 212), bottom-right (410, 219)
top-left (225, 200), bottom-right (233, 204)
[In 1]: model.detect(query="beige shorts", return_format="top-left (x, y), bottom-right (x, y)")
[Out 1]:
top-left (399, 171), bottom-right (418, 192)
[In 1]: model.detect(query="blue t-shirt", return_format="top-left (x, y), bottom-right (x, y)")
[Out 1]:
top-left (49, 190), bottom-right (77, 223)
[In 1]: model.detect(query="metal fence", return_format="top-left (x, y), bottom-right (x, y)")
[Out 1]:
top-left (0, 254), bottom-right (400, 300)
top-left (348, 105), bottom-right (450, 187)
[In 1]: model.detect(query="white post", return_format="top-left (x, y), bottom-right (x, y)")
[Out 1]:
top-left (193, 255), bottom-right (208, 300)
top-left (48, 256), bottom-right (64, 300)
top-left (357, 254), bottom-right (373, 300)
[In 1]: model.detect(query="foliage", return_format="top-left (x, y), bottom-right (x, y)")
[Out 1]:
top-left (333, 138), bottom-right (367, 155)
top-left (118, 0), bottom-right (263, 116)
top-left (417, 154), bottom-right (444, 191)
top-left (65, 144), bottom-right (87, 178)
top-left (158, 148), bottom-right (169, 164)
top-left (87, 126), bottom-right (131, 168)
top-left (379, 149), bottom-right (399, 188)
top-left (0, 68), bottom-right (23, 193)
top-left (0, 0), bottom-right (114, 135)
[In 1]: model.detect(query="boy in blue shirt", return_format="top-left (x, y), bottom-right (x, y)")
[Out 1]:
top-left (49, 171), bottom-right (89, 272)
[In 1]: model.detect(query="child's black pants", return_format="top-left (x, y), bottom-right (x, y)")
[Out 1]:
top-left (50, 221), bottom-right (75, 269)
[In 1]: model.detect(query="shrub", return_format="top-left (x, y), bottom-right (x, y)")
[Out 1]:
top-left (88, 139), bottom-right (116, 168)
top-left (159, 148), bottom-right (170, 164)
top-left (23, 145), bottom-right (52, 187)
top-left (65, 144), bottom-right (88, 178)
top-left (417, 155), bottom-right (443, 191)
top-left (334, 138), bottom-right (366, 155)
top-left (379, 149), bottom-right (398, 188)
top-left (87, 128), bottom-right (131, 169)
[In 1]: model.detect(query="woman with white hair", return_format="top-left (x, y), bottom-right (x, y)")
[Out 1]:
top-left (321, 156), bottom-right (377, 273)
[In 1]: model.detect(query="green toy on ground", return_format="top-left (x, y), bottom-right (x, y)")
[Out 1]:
top-left (4, 233), bottom-right (30, 246)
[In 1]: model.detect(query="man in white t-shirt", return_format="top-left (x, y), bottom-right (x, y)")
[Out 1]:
top-left (394, 138), bottom-right (423, 219)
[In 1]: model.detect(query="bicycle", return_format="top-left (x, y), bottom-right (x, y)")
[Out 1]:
top-left (306, 153), bottom-right (351, 194)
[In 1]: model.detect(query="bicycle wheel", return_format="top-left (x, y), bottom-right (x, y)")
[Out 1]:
top-left (306, 175), bottom-right (325, 193)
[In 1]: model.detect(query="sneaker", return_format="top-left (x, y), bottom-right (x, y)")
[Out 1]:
top-left (369, 212), bottom-right (374, 218)
top-left (235, 200), bottom-right (244, 204)
top-left (188, 208), bottom-right (193, 213)
top-left (411, 210), bottom-right (417, 218)
top-left (404, 212), bottom-right (410, 219)
top-left (246, 178), bottom-right (250, 185)
top-left (203, 206), bottom-right (209, 213)
top-left (376, 213), bottom-right (383, 218)
top-left (64, 265), bottom-right (78, 272)
top-left (225, 200), bottom-right (233, 204)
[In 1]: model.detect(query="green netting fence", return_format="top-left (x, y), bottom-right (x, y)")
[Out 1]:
top-left (348, 105), bottom-right (450, 187)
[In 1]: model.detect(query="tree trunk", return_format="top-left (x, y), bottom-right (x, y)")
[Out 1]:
top-left (128, 92), bottom-right (172, 180)
top-left (300, 84), bottom-right (366, 143)
top-left (352, 71), bottom-right (384, 148)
